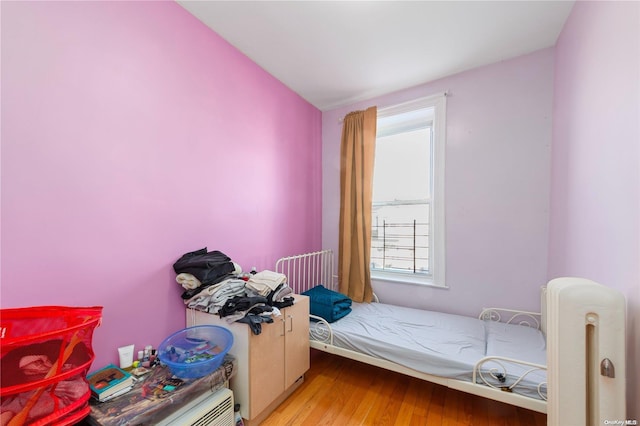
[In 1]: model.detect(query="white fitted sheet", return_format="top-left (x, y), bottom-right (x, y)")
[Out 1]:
top-left (321, 302), bottom-right (547, 399)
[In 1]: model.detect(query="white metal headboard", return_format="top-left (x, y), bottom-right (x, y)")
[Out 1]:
top-left (275, 249), bottom-right (334, 295)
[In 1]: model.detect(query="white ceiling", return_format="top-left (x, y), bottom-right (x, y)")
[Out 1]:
top-left (178, 1), bottom-right (574, 111)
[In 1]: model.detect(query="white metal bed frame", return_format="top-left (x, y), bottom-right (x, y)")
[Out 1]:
top-left (276, 249), bottom-right (547, 414)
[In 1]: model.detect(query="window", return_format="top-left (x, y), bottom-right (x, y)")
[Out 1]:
top-left (370, 94), bottom-right (446, 287)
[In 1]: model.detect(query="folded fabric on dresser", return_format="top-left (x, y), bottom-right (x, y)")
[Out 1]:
top-left (302, 285), bottom-right (352, 323)
top-left (176, 273), bottom-right (202, 290)
top-left (185, 278), bottom-right (246, 313)
top-left (246, 270), bottom-right (287, 296)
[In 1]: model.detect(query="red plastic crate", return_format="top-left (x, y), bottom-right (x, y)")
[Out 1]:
top-left (1, 306), bottom-right (102, 426)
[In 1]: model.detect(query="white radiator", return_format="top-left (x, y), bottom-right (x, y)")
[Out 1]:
top-left (156, 387), bottom-right (234, 426)
top-left (547, 277), bottom-right (626, 425)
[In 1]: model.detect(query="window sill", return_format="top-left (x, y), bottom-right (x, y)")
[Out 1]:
top-left (370, 271), bottom-right (448, 289)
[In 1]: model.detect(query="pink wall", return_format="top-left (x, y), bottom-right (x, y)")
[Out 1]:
top-left (323, 49), bottom-right (554, 316)
top-left (549, 0), bottom-right (640, 416)
top-left (1, 1), bottom-right (322, 370)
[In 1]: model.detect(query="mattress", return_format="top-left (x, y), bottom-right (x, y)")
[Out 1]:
top-left (316, 302), bottom-right (547, 399)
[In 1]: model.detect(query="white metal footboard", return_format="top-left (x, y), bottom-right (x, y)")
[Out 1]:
top-left (473, 356), bottom-right (547, 400)
top-left (479, 308), bottom-right (542, 329)
top-left (275, 249), bottom-right (335, 294)
top-left (309, 314), bottom-right (334, 345)
top-left (477, 307), bottom-right (547, 400)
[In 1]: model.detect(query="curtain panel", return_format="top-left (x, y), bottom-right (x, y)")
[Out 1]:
top-left (338, 106), bottom-right (377, 303)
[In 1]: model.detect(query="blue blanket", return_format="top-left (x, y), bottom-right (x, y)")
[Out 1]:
top-left (302, 285), bottom-right (352, 323)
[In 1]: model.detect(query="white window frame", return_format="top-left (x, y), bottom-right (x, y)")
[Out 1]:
top-left (371, 93), bottom-right (447, 288)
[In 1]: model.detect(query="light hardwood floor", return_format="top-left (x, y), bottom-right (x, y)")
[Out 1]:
top-left (260, 350), bottom-right (547, 426)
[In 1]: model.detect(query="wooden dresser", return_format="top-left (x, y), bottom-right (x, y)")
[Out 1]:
top-left (187, 294), bottom-right (309, 425)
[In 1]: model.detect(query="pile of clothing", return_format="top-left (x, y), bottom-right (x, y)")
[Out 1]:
top-left (173, 248), bottom-right (239, 300)
top-left (217, 296), bottom-right (276, 335)
top-left (245, 271), bottom-right (286, 296)
top-left (245, 271), bottom-right (294, 307)
top-left (184, 278), bottom-right (246, 314)
top-left (173, 248), bottom-right (295, 335)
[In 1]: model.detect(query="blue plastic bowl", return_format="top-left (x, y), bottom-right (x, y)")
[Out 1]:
top-left (158, 325), bottom-right (233, 379)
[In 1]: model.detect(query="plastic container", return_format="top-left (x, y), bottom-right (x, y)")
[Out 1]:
top-left (158, 325), bottom-right (233, 379)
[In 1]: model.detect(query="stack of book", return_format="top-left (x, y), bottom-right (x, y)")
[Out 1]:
top-left (87, 364), bottom-right (134, 402)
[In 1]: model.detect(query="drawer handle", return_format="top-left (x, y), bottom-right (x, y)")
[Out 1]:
top-left (288, 315), bottom-right (293, 333)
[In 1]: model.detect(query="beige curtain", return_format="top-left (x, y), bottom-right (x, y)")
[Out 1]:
top-left (338, 106), bottom-right (377, 303)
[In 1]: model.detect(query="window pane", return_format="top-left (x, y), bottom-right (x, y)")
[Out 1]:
top-left (373, 128), bottom-right (431, 201)
top-left (371, 204), bottom-right (430, 273)
top-left (371, 127), bottom-right (431, 275)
